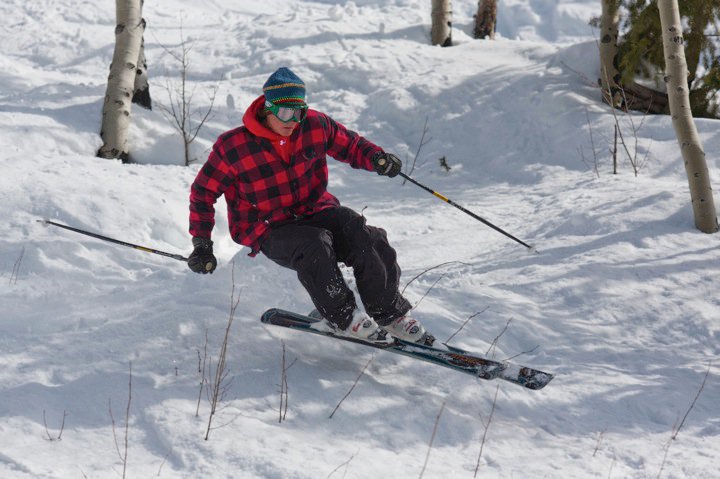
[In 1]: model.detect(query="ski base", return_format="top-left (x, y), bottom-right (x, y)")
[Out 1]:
top-left (261, 308), bottom-right (553, 390)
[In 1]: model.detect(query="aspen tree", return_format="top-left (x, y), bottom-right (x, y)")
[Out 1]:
top-left (431, 0), bottom-right (452, 47)
top-left (98, 0), bottom-right (146, 161)
top-left (658, 0), bottom-right (718, 233)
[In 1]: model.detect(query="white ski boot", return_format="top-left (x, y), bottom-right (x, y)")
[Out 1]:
top-left (342, 311), bottom-right (385, 341)
top-left (385, 316), bottom-right (433, 344)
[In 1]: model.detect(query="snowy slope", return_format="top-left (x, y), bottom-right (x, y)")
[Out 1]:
top-left (1, 1), bottom-right (718, 478)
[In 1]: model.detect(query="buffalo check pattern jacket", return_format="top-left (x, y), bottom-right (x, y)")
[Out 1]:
top-left (189, 95), bottom-right (382, 256)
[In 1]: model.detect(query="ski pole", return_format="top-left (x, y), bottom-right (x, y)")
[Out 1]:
top-left (38, 219), bottom-right (189, 262)
top-left (397, 172), bottom-right (536, 251)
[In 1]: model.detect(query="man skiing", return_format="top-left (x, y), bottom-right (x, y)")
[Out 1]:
top-left (188, 67), bottom-right (430, 344)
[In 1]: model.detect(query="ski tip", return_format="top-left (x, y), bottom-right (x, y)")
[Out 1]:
top-left (260, 308), bottom-right (282, 323)
top-left (521, 371), bottom-right (554, 390)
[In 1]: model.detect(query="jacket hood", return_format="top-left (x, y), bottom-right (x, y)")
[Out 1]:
top-left (243, 95), bottom-right (286, 141)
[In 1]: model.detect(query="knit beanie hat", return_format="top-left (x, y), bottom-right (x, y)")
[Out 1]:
top-left (262, 67), bottom-right (306, 106)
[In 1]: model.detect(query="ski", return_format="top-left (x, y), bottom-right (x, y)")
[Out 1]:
top-left (261, 308), bottom-right (553, 390)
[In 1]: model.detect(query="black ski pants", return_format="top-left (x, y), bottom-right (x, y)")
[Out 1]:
top-left (260, 206), bottom-right (411, 330)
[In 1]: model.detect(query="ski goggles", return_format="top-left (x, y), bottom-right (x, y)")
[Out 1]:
top-left (265, 100), bottom-right (308, 123)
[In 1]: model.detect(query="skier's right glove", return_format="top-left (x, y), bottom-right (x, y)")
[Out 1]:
top-left (188, 237), bottom-right (217, 274)
top-left (372, 152), bottom-right (402, 178)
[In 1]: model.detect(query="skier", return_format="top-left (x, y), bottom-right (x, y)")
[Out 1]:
top-left (188, 67), bottom-right (429, 344)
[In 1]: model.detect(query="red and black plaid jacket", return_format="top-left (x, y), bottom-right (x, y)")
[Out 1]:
top-left (189, 95), bottom-right (382, 256)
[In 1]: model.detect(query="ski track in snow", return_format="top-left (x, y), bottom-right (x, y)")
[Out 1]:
top-left (1, 0), bottom-right (719, 478)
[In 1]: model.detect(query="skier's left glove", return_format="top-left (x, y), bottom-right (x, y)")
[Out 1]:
top-left (188, 237), bottom-right (217, 274)
top-left (372, 152), bottom-right (402, 178)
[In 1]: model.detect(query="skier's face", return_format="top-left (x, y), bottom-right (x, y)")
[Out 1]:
top-left (266, 113), bottom-right (299, 137)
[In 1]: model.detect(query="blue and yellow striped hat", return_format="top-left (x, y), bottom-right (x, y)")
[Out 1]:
top-left (262, 67), bottom-right (306, 106)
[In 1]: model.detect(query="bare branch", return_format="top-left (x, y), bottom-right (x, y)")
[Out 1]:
top-left (196, 328), bottom-right (209, 417)
top-left (156, 452), bottom-right (170, 477)
top-left (503, 345), bottom-right (539, 362)
top-left (123, 362), bottom-right (132, 479)
top-left (564, 55), bottom-right (654, 177)
top-left (109, 399), bottom-right (122, 462)
top-left (403, 116), bottom-right (431, 184)
top-left (57, 410), bottom-right (67, 441)
top-left (279, 340), bottom-right (298, 423)
top-left (205, 265), bottom-right (240, 440)
top-left (657, 362), bottom-right (712, 478)
top-left (10, 246), bottom-right (25, 285)
top-left (412, 273), bottom-right (446, 311)
top-left (672, 362), bottom-right (711, 441)
top-left (607, 458), bottom-right (616, 479)
top-left (444, 307), bottom-right (489, 346)
top-left (189, 87), bottom-right (218, 144)
top-left (599, 61), bottom-right (655, 177)
top-left (582, 107), bottom-right (600, 178)
top-left (156, 22), bottom-right (216, 166)
top-left (613, 124), bottom-right (618, 174)
top-left (402, 261), bottom-right (472, 295)
top-left (326, 451), bottom-right (357, 479)
top-left (108, 362), bottom-right (132, 479)
top-left (329, 355), bottom-right (374, 419)
top-left (208, 412), bottom-right (244, 431)
top-left (419, 398), bottom-right (447, 478)
top-left (593, 424), bottom-right (608, 457)
top-left (485, 318), bottom-right (513, 358)
top-left (559, 60), bottom-right (598, 88)
top-left (474, 385), bottom-right (499, 477)
top-left (42, 409), bottom-right (67, 441)
top-left (42, 410), bottom-right (53, 441)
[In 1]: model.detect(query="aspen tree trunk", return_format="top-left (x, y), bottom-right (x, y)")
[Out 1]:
top-left (598, 0), bottom-right (622, 107)
top-left (132, 30), bottom-right (152, 110)
top-left (473, 0), bottom-right (497, 40)
top-left (657, 0), bottom-right (718, 233)
top-left (597, 0), bottom-right (668, 114)
top-left (431, 0), bottom-right (452, 47)
top-left (98, 0), bottom-right (145, 161)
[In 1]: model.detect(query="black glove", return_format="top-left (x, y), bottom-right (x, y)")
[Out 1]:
top-left (188, 237), bottom-right (217, 274)
top-left (372, 152), bottom-right (402, 178)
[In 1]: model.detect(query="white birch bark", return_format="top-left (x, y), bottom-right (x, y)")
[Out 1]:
top-left (598, 0), bottom-right (621, 107)
top-left (431, 0), bottom-right (452, 47)
top-left (657, 0), bottom-right (718, 233)
top-left (132, 29), bottom-right (152, 110)
top-left (98, 0), bottom-right (145, 160)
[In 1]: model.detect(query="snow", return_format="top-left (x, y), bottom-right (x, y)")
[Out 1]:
top-left (1, 0), bottom-right (719, 478)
